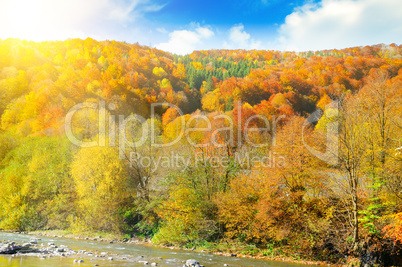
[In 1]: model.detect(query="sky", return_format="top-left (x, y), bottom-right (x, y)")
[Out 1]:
top-left (0, 0), bottom-right (401, 55)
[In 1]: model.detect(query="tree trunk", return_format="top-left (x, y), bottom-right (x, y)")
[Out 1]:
top-left (352, 190), bottom-right (359, 249)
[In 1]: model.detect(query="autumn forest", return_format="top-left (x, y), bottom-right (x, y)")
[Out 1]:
top-left (0, 38), bottom-right (401, 265)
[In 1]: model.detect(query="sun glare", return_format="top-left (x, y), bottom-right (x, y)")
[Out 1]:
top-left (1, 0), bottom-right (82, 41)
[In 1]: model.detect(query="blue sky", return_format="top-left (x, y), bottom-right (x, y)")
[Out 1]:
top-left (0, 0), bottom-right (401, 54)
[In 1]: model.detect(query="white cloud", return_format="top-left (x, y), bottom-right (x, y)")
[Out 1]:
top-left (156, 26), bottom-right (214, 55)
top-left (278, 0), bottom-right (402, 51)
top-left (223, 24), bottom-right (262, 50)
top-left (0, 0), bottom-right (165, 41)
top-left (156, 27), bottom-right (168, 34)
top-left (196, 27), bottom-right (215, 39)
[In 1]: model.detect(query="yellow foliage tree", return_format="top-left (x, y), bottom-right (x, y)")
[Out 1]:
top-left (173, 63), bottom-right (186, 80)
top-left (71, 146), bottom-right (127, 233)
top-left (153, 187), bottom-right (202, 245)
top-left (201, 90), bottom-right (223, 112)
top-left (152, 66), bottom-right (167, 77)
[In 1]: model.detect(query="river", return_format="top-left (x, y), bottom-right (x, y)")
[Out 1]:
top-left (0, 232), bottom-right (309, 267)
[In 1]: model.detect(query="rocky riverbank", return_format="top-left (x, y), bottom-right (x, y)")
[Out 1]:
top-left (0, 237), bottom-right (210, 266)
top-left (1, 230), bottom-right (337, 266)
top-left (23, 230), bottom-right (327, 265)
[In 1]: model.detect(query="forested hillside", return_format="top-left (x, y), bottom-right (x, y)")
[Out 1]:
top-left (0, 38), bottom-right (401, 265)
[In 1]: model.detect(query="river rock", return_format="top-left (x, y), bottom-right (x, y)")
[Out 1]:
top-left (185, 259), bottom-right (200, 267)
top-left (0, 243), bottom-right (20, 254)
top-left (22, 243), bottom-right (31, 248)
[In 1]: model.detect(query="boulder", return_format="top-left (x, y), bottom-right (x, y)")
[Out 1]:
top-left (0, 243), bottom-right (20, 254)
top-left (185, 259), bottom-right (200, 267)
